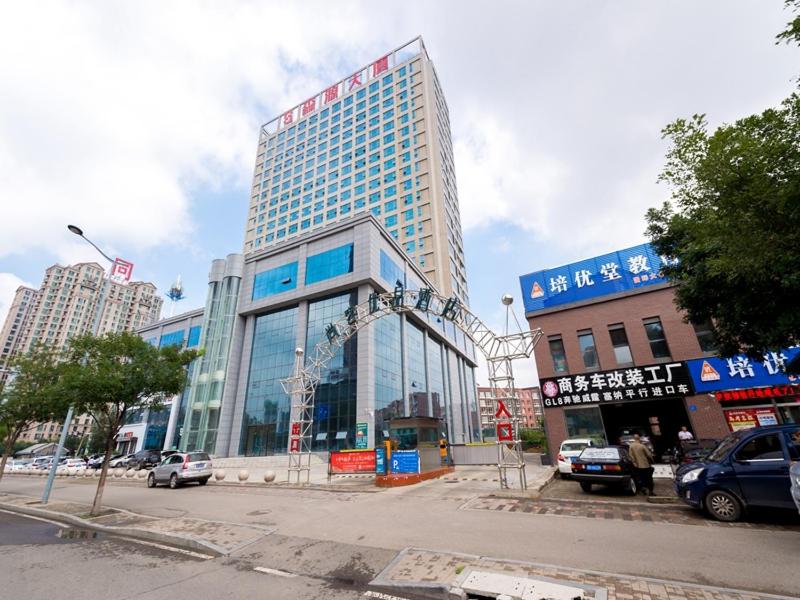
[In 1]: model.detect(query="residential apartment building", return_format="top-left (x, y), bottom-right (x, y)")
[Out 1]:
top-left (12, 261), bottom-right (163, 444)
top-left (477, 386), bottom-right (543, 434)
top-left (243, 37), bottom-right (469, 304)
top-left (0, 285), bottom-right (37, 383)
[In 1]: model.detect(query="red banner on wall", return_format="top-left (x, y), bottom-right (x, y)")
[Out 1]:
top-left (724, 407), bottom-right (778, 431)
top-left (329, 450), bottom-right (376, 474)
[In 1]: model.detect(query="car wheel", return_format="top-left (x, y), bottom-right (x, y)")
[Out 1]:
top-left (147, 473), bottom-right (156, 488)
top-left (579, 482), bottom-right (592, 493)
top-left (169, 473), bottom-right (179, 489)
top-left (558, 471), bottom-right (567, 480)
top-left (705, 490), bottom-right (742, 522)
top-left (627, 477), bottom-right (638, 496)
top-left (198, 477), bottom-right (209, 486)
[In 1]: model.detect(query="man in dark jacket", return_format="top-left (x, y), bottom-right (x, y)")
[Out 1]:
top-left (628, 434), bottom-right (654, 495)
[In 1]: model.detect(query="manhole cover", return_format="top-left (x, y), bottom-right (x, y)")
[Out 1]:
top-left (455, 569), bottom-right (591, 600)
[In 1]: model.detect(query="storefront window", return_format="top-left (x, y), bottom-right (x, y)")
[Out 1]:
top-left (548, 336), bottom-right (568, 373)
top-left (608, 325), bottom-right (633, 366)
top-left (643, 317), bottom-right (671, 359)
top-left (577, 330), bottom-right (598, 369)
top-left (564, 406), bottom-right (606, 444)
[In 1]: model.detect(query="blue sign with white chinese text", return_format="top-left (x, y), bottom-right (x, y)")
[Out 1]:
top-left (686, 348), bottom-right (800, 393)
top-left (519, 243), bottom-right (672, 314)
top-left (390, 449), bottom-right (419, 474)
top-left (375, 447), bottom-right (387, 475)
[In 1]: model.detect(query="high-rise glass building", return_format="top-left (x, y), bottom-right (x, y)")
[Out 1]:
top-left (243, 37), bottom-right (469, 304)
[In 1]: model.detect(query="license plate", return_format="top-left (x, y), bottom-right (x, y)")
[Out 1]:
top-left (194, 463), bottom-right (206, 469)
top-left (586, 465), bottom-right (602, 471)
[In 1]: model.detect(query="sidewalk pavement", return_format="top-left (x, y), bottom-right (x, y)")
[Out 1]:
top-left (0, 491), bottom-right (272, 556)
top-left (370, 547), bottom-right (795, 600)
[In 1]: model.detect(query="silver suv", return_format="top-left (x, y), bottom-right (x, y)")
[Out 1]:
top-left (147, 452), bottom-right (212, 489)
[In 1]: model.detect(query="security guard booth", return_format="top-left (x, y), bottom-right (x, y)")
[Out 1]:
top-left (387, 417), bottom-right (450, 473)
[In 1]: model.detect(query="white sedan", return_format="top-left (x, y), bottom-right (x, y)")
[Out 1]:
top-left (557, 438), bottom-right (596, 477)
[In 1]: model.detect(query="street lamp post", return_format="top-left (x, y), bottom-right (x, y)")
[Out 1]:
top-left (42, 225), bottom-right (119, 504)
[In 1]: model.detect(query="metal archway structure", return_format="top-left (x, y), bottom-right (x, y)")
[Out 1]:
top-left (281, 286), bottom-right (542, 489)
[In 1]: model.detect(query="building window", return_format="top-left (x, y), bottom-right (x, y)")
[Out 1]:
top-left (304, 243), bottom-right (354, 285)
top-left (643, 317), bottom-right (671, 359)
top-left (548, 336), bottom-right (568, 373)
top-left (252, 262), bottom-right (298, 300)
top-left (693, 321), bottom-right (717, 353)
top-left (379, 249), bottom-right (405, 287)
top-left (608, 324), bottom-right (633, 366)
top-left (159, 330), bottom-right (185, 348)
top-left (577, 330), bottom-right (599, 369)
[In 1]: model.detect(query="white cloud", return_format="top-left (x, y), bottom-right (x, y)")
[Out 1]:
top-left (0, 273), bottom-right (34, 333)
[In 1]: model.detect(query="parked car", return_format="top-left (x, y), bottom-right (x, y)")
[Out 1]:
top-left (675, 423), bottom-right (800, 522)
top-left (108, 454), bottom-right (135, 469)
top-left (617, 427), bottom-right (655, 454)
top-left (31, 456), bottom-right (54, 470)
top-left (556, 438), bottom-right (596, 478)
top-left (5, 460), bottom-right (32, 472)
top-left (128, 449), bottom-right (163, 470)
top-left (570, 445), bottom-right (638, 495)
top-left (147, 452), bottom-right (213, 489)
top-left (63, 459), bottom-right (86, 469)
top-left (791, 460), bottom-right (800, 517)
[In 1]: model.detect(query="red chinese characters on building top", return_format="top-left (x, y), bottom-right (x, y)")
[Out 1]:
top-left (301, 98), bottom-right (316, 116)
top-left (283, 110), bottom-right (294, 126)
top-left (323, 84), bottom-right (339, 104)
top-left (348, 72), bottom-right (362, 91)
top-left (372, 55), bottom-right (389, 77)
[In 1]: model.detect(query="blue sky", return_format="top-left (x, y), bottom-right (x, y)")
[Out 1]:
top-left (1, 1), bottom-right (797, 386)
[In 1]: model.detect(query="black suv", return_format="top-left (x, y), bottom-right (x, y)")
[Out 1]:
top-left (128, 449), bottom-right (163, 470)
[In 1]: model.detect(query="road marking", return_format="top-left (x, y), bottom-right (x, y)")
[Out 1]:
top-left (0, 508), bottom-right (72, 528)
top-left (119, 537), bottom-right (213, 560)
top-left (363, 592), bottom-right (411, 600)
top-left (253, 566), bottom-right (297, 578)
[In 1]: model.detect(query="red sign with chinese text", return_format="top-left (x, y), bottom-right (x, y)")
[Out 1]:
top-left (291, 422), bottom-right (301, 436)
top-left (495, 400), bottom-right (511, 420)
top-left (724, 408), bottom-right (778, 431)
top-left (110, 258), bottom-right (134, 284)
top-left (497, 422), bottom-right (513, 441)
top-left (715, 385), bottom-right (800, 402)
top-left (290, 438), bottom-right (300, 453)
top-left (329, 450), bottom-right (376, 474)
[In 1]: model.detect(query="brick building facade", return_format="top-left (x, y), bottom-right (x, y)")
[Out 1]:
top-left (519, 244), bottom-right (732, 461)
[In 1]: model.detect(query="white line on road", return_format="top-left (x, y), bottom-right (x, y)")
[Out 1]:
top-left (253, 566), bottom-right (297, 578)
top-left (119, 537), bottom-right (214, 560)
top-left (0, 508), bottom-right (72, 528)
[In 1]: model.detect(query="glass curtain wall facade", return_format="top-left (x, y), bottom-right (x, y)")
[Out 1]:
top-left (374, 312), bottom-right (403, 443)
top-left (241, 306), bottom-right (298, 456)
top-left (182, 265), bottom-right (241, 453)
top-left (406, 321), bottom-right (428, 417)
top-left (306, 291), bottom-right (358, 451)
top-left (427, 337), bottom-right (446, 421)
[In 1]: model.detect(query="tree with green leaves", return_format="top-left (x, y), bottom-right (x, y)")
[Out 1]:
top-left (646, 4), bottom-right (800, 370)
top-left (59, 332), bottom-right (198, 515)
top-left (0, 345), bottom-right (68, 481)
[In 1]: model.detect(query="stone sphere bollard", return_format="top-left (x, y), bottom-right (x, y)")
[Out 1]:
top-left (113, 467), bottom-right (125, 478)
top-left (76, 467), bottom-right (85, 477)
top-left (67, 467), bottom-right (77, 477)
top-left (84, 469), bottom-right (94, 478)
top-left (125, 469), bottom-right (136, 478)
top-left (39, 469), bottom-right (47, 477)
top-left (94, 468), bottom-right (102, 477)
top-left (137, 469), bottom-right (148, 479)
top-left (214, 469), bottom-right (226, 482)
top-left (57, 467), bottom-right (67, 477)
top-left (237, 469), bottom-right (250, 483)
top-left (263, 470), bottom-right (276, 483)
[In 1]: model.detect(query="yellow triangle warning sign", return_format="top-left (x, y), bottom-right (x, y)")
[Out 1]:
top-left (700, 360), bottom-right (720, 382)
top-left (531, 281), bottom-right (545, 299)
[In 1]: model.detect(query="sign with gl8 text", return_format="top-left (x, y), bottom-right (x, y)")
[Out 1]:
top-left (540, 362), bottom-right (693, 408)
top-left (519, 243), bottom-right (673, 314)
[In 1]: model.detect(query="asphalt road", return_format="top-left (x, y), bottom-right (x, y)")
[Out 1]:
top-left (0, 510), bottom-right (384, 600)
top-left (2, 476), bottom-right (799, 597)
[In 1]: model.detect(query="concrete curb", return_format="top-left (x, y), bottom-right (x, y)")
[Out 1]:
top-left (0, 500), bottom-right (227, 556)
top-left (481, 467), bottom-right (558, 500)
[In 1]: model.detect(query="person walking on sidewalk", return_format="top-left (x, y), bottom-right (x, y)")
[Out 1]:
top-left (628, 434), bottom-right (654, 495)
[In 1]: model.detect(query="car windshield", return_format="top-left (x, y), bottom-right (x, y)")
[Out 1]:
top-left (706, 433), bottom-right (741, 462)
top-left (580, 447), bottom-right (620, 461)
top-left (562, 443), bottom-right (589, 452)
top-left (188, 452), bottom-right (210, 462)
